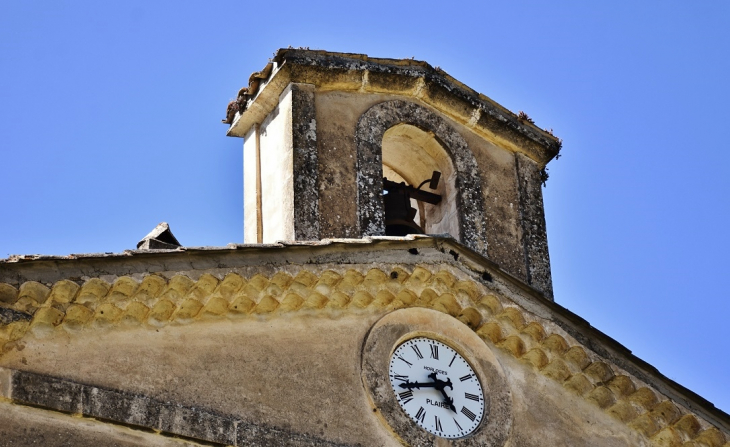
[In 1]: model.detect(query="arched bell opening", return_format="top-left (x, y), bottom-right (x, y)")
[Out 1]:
top-left (356, 99), bottom-right (486, 255)
top-left (381, 124), bottom-right (460, 239)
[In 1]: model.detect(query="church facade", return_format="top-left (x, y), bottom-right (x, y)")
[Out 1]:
top-left (0, 49), bottom-right (727, 446)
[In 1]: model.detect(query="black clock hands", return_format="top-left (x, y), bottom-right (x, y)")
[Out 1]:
top-left (399, 372), bottom-right (457, 412)
top-left (399, 372), bottom-right (453, 390)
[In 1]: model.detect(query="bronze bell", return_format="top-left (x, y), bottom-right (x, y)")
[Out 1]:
top-left (383, 171), bottom-right (442, 236)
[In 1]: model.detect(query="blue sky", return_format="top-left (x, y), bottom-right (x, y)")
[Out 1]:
top-left (1, 1), bottom-right (729, 414)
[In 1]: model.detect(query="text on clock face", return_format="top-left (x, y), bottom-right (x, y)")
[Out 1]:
top-left (426, 398), bottom-right (452, 409)
top-left (423, 366), bottom-right (448, 375)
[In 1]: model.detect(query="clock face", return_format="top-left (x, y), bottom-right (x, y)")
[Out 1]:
top-left (389, 337), bottom-right (485, 439)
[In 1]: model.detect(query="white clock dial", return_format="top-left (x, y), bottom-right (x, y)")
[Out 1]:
top-left (388, 337), bottom-right (485, 439)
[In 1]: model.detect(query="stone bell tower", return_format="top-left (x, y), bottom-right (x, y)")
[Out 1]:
top-left (224, 49), bottom-right (561, 299)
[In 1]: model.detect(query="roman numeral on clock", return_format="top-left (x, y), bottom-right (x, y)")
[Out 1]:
top-left (415, 406), bottom-right (426, 423)
top-left (434, 415), bottom-right (443, 432)
top-left (398, 390), bottom-right (414, 405)
top-left (449, 353), bottom-right (456, 367)
top-left (461, 406), bottom-right (477, 422)
top-left (397, 355), bottom-right (412, 367)
top-left (411, 345), bottom-right (423, 359)
top-left (429, 344), bottom-right (439, 360)
top-left (459, 373), bottom-right (474, 382)
top-left (465, 392), bottom-right (480, 402)
top-left (392, 374), bottom-right (408, 382)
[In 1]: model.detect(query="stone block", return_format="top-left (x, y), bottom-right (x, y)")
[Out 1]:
top-left (563, 346), bottom-right (590, 370)
top-left (18, 281), bottom-right (51, 305)
top-left (94, 303), bottom-right (124, 325)
top-left (499, 335), bottom-right (526, 357)
top-left (432, 293), bottom-right (460, 316)
top-left (253, 295), bottom-right (279, 313)
top-left (325, 291), bottom-right (350, 309)
top-left (303, 291), bottom-right (328, 309)
top-left (650, 400), bottom-right (681, 426)
top-left (607, 375), bottom-right (636, 398)
top-left (174, 298), bottom-right (203, 320)
top-left (280, 293), bottom-right (304, 311)
top-left (351, 291), bottom-right (374, 308)
top-left (588, 386), bottom-right (617, 410)
top-left (694, 428), bottom-right (727, 447)
top-left (629, 413), bottom-right (660, 437)
top-left (0, 366), bottom-right (11, 398)
top-left (83, 386), bottom-right (160, 428)
top-left (454, 280), bottom-right (480, 301)
top-left (12, 370), bottom-right (82, 413)
top-left (218, 273), bottom-right (245, 299)
top-left (476, 322), bottom-right (503, 344)
top-left (236, 421), bottom-right (350, 447)
top-left (541, 333), bottom-right (568, 354)
top-left (149, 299), bottom-right (176, 323)
top-left (63, 304), bottom-right (94, 326)
top-left (457, 307), bottom-right (482, 329)
top-left (477, 294), bottom-right (503, 315)
top-left (563, 373), bottom-right (593, 396)
top-left (108, 277), bottom-right (139, 302)
top-left (498, 307), bottom-right (525, 329)
top-left (674, 414), bottom-right (701, 438)
top-left (521, 321), bottom-right (546, 342)
top-left (229, 295), bottom-right (255, 314)
top-left (0, 283), bottom-right (19, 304)
top-left (30, 307), bottom-right (65, 328)
top-left (522, 348), bottom-right (549, 368)
top-left (122, 301), bottom-right (151, 324)
top-left (75, 278), bottom-right (111, 304)
top-left (137, 275), bottom-right (167, 301)
top-left (157, 403), bottom-right (236, 446)
top-left (583, 361), bottom-right (615, 383)
top-left (541, 359), bottom-right (572, 382)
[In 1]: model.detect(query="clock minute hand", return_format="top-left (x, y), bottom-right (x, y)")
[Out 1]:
top-left (437, 387), bottom-right (457, 412)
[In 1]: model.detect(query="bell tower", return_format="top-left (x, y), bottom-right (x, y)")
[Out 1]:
top-left (224, 49), bottom-right (561, 299)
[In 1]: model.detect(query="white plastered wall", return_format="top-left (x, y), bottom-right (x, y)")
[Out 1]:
top-left (243, 86), bottom-right (295, 244)
top-left (243, 126), bottom-right (259, 244)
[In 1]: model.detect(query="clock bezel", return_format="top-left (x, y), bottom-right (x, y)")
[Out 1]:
top-left (361, 308), bottom-right (512, 446)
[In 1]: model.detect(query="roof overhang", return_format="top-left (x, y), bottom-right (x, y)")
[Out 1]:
top-left (224, 49), bottom-right (561, 167)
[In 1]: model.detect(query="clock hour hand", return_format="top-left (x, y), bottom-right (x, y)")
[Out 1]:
top-left (399, 380), bottom-right (438, 389)
top-left (398, 372), bottom-right (448, 389)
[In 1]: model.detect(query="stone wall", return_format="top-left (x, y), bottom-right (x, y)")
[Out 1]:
top-left (1, 240), bottom-right (727, 446)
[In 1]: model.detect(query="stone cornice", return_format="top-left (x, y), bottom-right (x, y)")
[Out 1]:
top-left (224, 49), bottom-right (561, 167)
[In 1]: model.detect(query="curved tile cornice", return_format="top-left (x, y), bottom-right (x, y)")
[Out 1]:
top-left (0, 266), bottom-right (727, 446)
